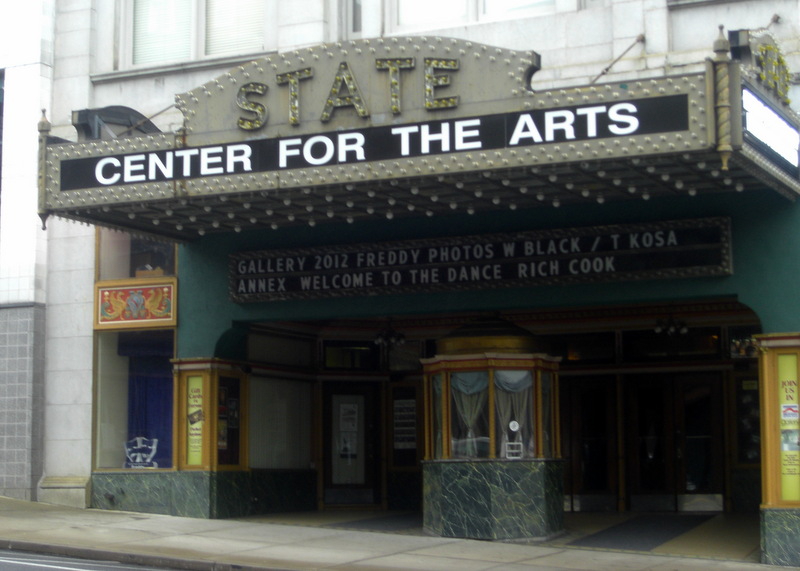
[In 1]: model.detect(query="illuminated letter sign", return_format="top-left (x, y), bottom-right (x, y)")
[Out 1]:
top-left (743, 88), bottom-right (800, 178)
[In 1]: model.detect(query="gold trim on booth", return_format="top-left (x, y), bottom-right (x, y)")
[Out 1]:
top-left (422, 352), bottom-right (560, 461)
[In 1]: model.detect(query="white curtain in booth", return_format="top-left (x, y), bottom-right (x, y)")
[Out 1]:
top-left (450, 371), bottom-right (488, 457)
top-left (494, 370), bottom-right (534, 458)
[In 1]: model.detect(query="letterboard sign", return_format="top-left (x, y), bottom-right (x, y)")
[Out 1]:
top-left (230, 217), bottom-right (731, 302)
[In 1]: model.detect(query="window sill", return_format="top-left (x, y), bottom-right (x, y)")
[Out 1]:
top-left (91, 52), bottom-right (278, 86)
top-left (667, 0), bottom-right (748, 8)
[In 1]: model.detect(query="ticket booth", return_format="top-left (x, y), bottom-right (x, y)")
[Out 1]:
top-left (421, 317), bottom-right (562, 540)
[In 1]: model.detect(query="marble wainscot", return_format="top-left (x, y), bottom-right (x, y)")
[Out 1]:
top-left (762, 507), bottom-right (800, 566)
top-left (423, 458), bottom-right (564, 540)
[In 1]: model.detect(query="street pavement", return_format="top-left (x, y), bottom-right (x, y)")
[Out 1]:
top-left (0, 496), bottom-right (796, 571)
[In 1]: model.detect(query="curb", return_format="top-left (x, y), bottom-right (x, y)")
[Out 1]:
top-left (0, 538), bottom-right (289, 571)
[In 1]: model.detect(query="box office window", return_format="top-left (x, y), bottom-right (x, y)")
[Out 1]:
top-left (96, 330), bottom-right (174, 469)
top-left (450, 371), bottom-right (490, 458)
top-left (439, 370), bottom-right (540, 460)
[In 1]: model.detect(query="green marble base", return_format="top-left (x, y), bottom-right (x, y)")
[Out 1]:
top-left (423, 459), bottom-right (563, 540)
top-left (762, 507), bottom-right (800, 566)
top-left (91, 469), bottom-right (316, 518)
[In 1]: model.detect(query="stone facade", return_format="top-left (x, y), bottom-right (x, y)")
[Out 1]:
top-left (5, 0), bottom-right (800, 566)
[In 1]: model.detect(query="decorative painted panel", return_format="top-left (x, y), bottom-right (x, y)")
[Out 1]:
top-left (94, 278), bottom-right (177, 330)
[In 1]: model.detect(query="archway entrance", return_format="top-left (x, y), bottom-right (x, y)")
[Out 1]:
top-left (627, 372), bottom-right (724, 512)
top-left (561, 372), bottom-right (726, 512)
top-left (237, 299), bottom-right (760, 517)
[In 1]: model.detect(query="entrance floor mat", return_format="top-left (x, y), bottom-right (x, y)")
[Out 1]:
top-left (568, 514), bottom-right (713, 551)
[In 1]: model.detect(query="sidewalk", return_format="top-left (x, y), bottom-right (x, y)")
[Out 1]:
top-left (0, 496), bottom-right (796, 571)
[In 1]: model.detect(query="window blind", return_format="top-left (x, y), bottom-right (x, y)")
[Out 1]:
top-left (133, 0), bottom-right (192, 65)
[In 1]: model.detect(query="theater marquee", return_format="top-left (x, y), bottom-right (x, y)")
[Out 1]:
top-left (60, 95), bottom-right (687, 190)
top-left (230, 217), bottom-right (731, 302)
top-left (39, 36), bottom-right (800, 240)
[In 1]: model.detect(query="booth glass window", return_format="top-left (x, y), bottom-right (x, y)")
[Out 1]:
top-left (450, 371), bottom-right (489, 458)
top-left (431, 374), bottom-right (443, 458)
top-left (495, 370), bottom-right (535, 459)
top-left (426, 360), bottom-right (558, 461)
top-left (96, 330), bottom-right (174, 469)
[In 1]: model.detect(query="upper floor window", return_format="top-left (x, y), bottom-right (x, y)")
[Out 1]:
top-left (387, 0), bottom-right (554, 33)
top-left (130, 0), bottom-right (275, 67)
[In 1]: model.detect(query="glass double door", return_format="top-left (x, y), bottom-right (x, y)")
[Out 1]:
top-left (627, 373), bottom-right (724, 511)
top-left (562, 373), bottom-right (725, 512)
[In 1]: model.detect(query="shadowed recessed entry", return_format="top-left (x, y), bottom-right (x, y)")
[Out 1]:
top-left (562, 373), bottom-right (724, 512)
top-left (322, 382), bottom-right (382, 506)
top-left (627, 373), bottom-right (724, 511)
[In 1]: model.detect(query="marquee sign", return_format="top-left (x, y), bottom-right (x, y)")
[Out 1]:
top-left (39, 35), bottom-right (800, 240)
top-left (59, 95), bottom-right (687, 191)
top-left (40, 38), bottom-right (715, 227)
top-left (230, 217), bottom-right (731, 302)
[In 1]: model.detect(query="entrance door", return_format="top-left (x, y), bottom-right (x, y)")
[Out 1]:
top-left (561, 376), bottom-right (619, 511)
top-left (322, 382), bottom-right (382, 506)
top-left (626, 373), bottom-right (724, 511)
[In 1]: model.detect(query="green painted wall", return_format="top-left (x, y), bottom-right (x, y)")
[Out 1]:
top-left (177, 189), bottom-right (799, 359)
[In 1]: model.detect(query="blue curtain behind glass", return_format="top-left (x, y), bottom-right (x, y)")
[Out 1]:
top-left (119, 331), bottom-right (173, 468)
top-left (128, 356), bottom-right (173, 467)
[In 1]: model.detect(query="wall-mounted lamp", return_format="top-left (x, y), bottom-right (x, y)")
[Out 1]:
top-left (654, 316), bottom-right (688, 335)
top-left (374, 323), bottom-right (405, 347)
